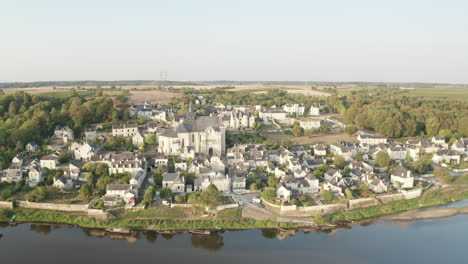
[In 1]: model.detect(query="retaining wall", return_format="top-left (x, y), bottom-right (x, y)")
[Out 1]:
top-left (0, 201), bottom-right (14, 209)
top-left (17, 201), bottom-right (88, 212)
top-left (348, 198), bottom-right (379, 209)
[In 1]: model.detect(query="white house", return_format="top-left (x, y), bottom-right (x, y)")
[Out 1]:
top-left (387, 147), bottom-right (407, 160)
top-left (162, 172), bottom-right (185, 193)
top-left (283, 104), bottom-right (305, 116)
top-left (357, 135), bottom-right (387, 145)
top-left (132, 131), bottom-right (145, 147)
top-left (25, 142), bottom-right (39, 153)
top-left (390, 166), bottom-right (414, 189)
top-left (40, 155), bottom-right (59, 169)
top-left (276, 184), bottom-right (292, 202)
top-left (309, 106), bottom-right (320, 116)
top-left (432, 149), bottom-right (461, 165)
top-left (299, 119), bottom-right (322, 130)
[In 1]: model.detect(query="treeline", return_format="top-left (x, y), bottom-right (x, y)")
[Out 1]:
top-left (343, 89), bottom-right (468, 138)
top-left (0, 80), bottom-right (197, 89)
top-left (0, 91), bottom-right (127, 168)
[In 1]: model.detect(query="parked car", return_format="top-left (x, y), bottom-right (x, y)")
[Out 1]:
top-left (250, 198), bottom-right (261, 204)
top-left (161, 200), bottom-right (170, 206)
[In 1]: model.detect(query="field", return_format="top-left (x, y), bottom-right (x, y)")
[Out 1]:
top-left (127, 90), bottom-right (182, 104)
top-left (399, 87), bottom-right (468, 101)
top-left (266, 132), bottom-right (356, 145)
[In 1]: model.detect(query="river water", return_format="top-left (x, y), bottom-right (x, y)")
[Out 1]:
top-left (1, 204), bottom-right (468, 264)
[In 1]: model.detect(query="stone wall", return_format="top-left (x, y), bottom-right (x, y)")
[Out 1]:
top-left (0, 201), bottom-right (14, 209)
top-left (348, 198), bottom-right (379, 209)
top-left (376, 193), bottom-right (404, 204)
top-left (261, 198), bottom-right (346, 217)
top-left (17, 201), bottom-right (88, 212)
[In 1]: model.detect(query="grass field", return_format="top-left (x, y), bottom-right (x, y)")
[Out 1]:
top-left (400, 87), bottom-right (468, 100)
top-left (37, 90), bottom-right (96, 99)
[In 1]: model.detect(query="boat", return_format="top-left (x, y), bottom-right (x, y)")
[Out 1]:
top-left (156, 230), bottom-right (175, 235)
top-left (9, 214), bottom-right (17, 226)
top-left (189, 229), bottom-right (211, 235)
top-left (105, 228), bottom-right (132, 235)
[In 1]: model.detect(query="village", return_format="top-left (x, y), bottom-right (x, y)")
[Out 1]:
top-left (1, 98), bottom-right (467, 222)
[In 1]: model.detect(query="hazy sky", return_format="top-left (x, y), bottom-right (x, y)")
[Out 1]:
top-left (1, 0), bottom-right (467, 83)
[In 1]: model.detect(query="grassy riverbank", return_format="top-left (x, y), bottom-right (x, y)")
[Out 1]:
top-left (316, 186), bottom-right (468, 224)
top-left (0, 207), bottom-right (299, 230)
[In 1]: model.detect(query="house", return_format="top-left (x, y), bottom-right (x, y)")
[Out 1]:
top-left (40, 155), bottom-right (59, 169)
top-left (259, 107), bottom-right (288, 122)
top-left (74, 142), bottom-right (100, 161)
top-left (390, 166), bottom-right (414, 189)
top-left (162, 172), bottom-right (185, 193)
top-left (132, 131), bottom-right (145, 147)
top-left (53, 176), bottom-right (74, 190)
top-left (313, 145), bottom-right (327, 156)
top-left (322, 181), bottom-right (342, 195)
top-left (28, 165), bottom-right (44, 186)
top-left (298, 119), bottom-right (322, 130)
top-left (25, 142), bottom-right (39, 153)
top-left (276, 184), bottom-right (292, 202)
top-left (232, 176), bottom-right (246, 193)
top-left (283, 104), bottom-right (305, 116)
top-left (0, 164), bottom-right (23, 183)
top-left (309, 106), bottom-right (320, 116)
top-left (84, 128), bottom-right (97, 140)
top-left (302, 158), bottom-right (326, 169)
top-left (357, 134), bottom-right (387, 145)
top-left (451, 138), bottom-right (468, 156)
top-left (105, 184), bottom-right (138, 206)
top-left (53, 126), bottom-right (74, 143)
top-left (324, 169), bottom-right (342, 182)
top-left (387, 147), bottom-right (407, 160)
top-left (365, 177), bottom-right (388, 193)
top-left (431, 136), bottom-right (446, 145)
top-left (112, 124), bottom-right (139, 137)
top-left (432, 149), bottom-right (461, 165)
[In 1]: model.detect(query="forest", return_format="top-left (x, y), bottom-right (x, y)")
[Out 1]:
top-left (0, 90), bottom-right (125, 168)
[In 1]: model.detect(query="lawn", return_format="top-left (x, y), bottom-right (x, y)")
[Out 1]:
top-left (217, 208), bottom-right (243, 219)
top-left (400, 87), bottom-right (468, 101)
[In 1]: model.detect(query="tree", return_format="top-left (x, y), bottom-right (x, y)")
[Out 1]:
top-left (334, 154), bottom-right (346, 169)
top-left (143, 186), bottom-right (155, 204)
top-left (80, 184), bottom-right (93, 198)
top-left (345, 188), bottom-right (354, 199)
top-left (355, 152), bottom-right (363, 162)
top-left (58, 152), bottom-right (69, 163)
top-left (145, 134), bottom-right (157, 145)
top-left (321, 190), bottom-right (335, 201)
top-left (153, 167), bottom-right (166, 187)
top-left (267, 175), bottom-right (279, 187)
top-left (375, 151), bottom-right (391, 167)
top-left (160, 187), bottom-right (172, 200)
top-left (96, 176), bottom-right (112, 190)
top-left (291, 124), bottom-right (303, 137)
top-left (86, 172), bottom-right (96, 186)
top-left (260, 189), bottom-right (277, 202)
top-left (345, 125), bottom-right (358, 135)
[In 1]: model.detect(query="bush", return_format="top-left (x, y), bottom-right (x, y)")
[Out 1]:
top-left (174, 195), bottom-right (186, 203)
top-left (160, 187), bottom-right (172, 200)
top-left (260, 189), bottom-right (276, 202)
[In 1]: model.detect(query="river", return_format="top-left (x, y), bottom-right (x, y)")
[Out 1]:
top-left (1, 203), bottom-right (468, 264)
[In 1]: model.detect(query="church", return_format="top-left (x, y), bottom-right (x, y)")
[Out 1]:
top-left (157, 104), bottom-right (226, 157)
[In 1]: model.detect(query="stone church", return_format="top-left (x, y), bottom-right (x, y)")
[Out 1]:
top-left (158, 105), bottom-right (226, 157)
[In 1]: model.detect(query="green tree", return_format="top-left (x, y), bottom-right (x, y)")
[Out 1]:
top-left (321, 190), bottom-right (335, 201)
top-left (96, 176), bottom-right (112, 190)
top-left (375, 151), bottom-right (391, 167)
top-left (267, 175), bottom-right (279, 187)
top-left (291, 124), bottom-right (304, 137)
top-left (145, 134), bottom-right (156, 145)
top-left (80, 184), bottom-right (93, 198)
top-left (355, 152), bottom-right (363, 162)
top-left (260, 189), bottom-right (276, 202)
top-left (160, 187), bottom-right (172, 200)
top-left (143, 186), bottom-right (155, 204)
top-left (334, 154), bottom-right (346, 169)
top-left (345, 125), bottom-right (358, 135)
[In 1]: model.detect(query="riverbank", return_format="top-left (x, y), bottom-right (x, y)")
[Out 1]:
top-left (2, 186), bottom-right (468, 232)
top-left (0, 207), bottom-right (302, 231)
top-left (316, 186), bottom-right (468, 224)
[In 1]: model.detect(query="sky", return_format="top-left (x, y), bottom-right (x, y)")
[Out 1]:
top-left (1, 0), bottom-right (467, 83)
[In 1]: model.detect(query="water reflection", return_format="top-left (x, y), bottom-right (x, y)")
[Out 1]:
top-left (143, 231), bottom-right (158, 243)
top-left (29, 224), bottom-right (52, 235)
top-left (190, 233), bottom-right (224, 251)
